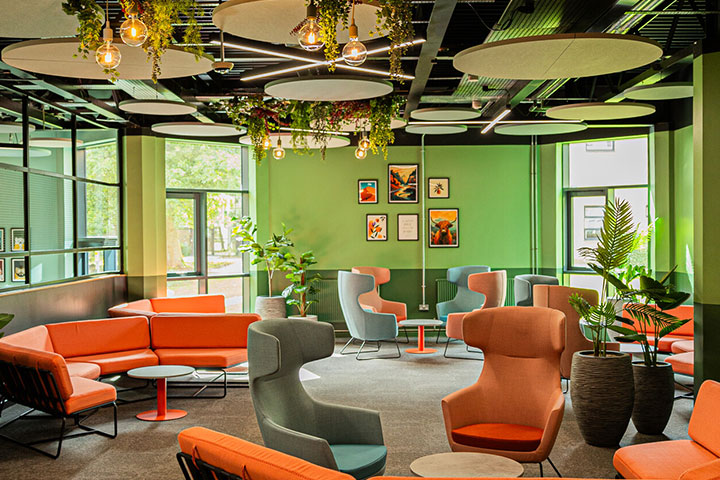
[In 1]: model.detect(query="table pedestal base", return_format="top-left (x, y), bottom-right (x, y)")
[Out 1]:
top-left (136, 409), bottom-right (187, 422)
top-left (405, 325), bottom-right (437, 354)
top-left (405, 347), bottom-right (437, 354)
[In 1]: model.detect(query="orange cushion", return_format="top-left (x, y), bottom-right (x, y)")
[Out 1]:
top-left (672, 340), bottom-right (695, 354)
top-left (0, 344), bottom-right (74, 400)
top-left (151, 314), bottom-right (260, 349)
top-left (680, 459), bottom-right (720, 480)
top-left (154, 348), bottom-right (247, 368)
top-left (667, 352), bottom-right (694, 376)
top-left (108, 299), bottom-right (155, 318)
top-left (66, 362), bottom-right (101, 379)
top-left (0, 325), bottom-right (54, 352)
top-left (451, 423), bottom-right (543, 452)
top-left (178, 427), bottom-right (354, 480)
top-left (46, 317), bottom-right (151, 358)
top-left (654, 335), bottom-right (686, 353)
top-left (614, 439), bottom-right (716, 479)
top-left (690, 381), bottom-right (720, 457)
top-left (150, 295), bottom-right (226, 314)
top-left (67, 349), bottom-right (158, 375)
top-left (64, 376), bottom-right (116, 414)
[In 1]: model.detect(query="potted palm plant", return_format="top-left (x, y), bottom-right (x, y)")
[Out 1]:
top-left (282, 250), bottom-right (321, 321)
top-left (568, 198), bottom-right (637, 447)
top-left (234, 217), bottom-right (293, 319)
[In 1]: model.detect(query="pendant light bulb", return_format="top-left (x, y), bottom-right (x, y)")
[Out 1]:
top-left (358, 133), bottom-right (371, 151)
top-left (298, 3), bottom-right (324, 51)
top-left (272, 138), bottom-right (286, 159)
top-left (120, 14), bottom-right (148, 47)
top-left (355, 146), bottom-right (368, 160)
top-left (96, 25), bottom-right (121, 69)
top-left (263, 136), bottom-right (272, 150)
top-left (342, 23), bottom-right (367, 66)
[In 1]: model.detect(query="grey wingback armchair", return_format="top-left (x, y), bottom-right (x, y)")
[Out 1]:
top-left (514, 274), bottom-right (559, 306)
top-left (248, 319), bottom-right (387, 479)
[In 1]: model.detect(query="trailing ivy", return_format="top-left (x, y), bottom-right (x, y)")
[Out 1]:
top-left (314, 0), bottom-right (350, 70)
top-left (375, 0), bottom-right (414, 79)
top-left (369, 95), bottom-right (404, 157)
top-left (62, 0), bottom-right (104, 57)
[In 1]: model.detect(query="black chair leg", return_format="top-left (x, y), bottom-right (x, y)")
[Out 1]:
top-left (539, 462), bottom-right (544, 477)
top-left (547, 457), bottom-right (562, 477)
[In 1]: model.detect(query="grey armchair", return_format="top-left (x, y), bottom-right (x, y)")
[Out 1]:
top-left (514, 274), bottom-right (559, 306)
top-left (248, 319), bottom-right (387, 479)
top-left (337, 270), bottom-right (400, 360)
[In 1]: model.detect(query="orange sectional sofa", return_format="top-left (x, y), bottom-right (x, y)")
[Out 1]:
top-left (108, 294), bottom-right (226, 318)
top-left (622, 305), bottom-right (693, 352)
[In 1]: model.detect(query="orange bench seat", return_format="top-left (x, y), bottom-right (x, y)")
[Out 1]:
top-left (622, 305), bottom-right (693, 353)
top-left (67, 349), bottom-right (159, 375)
top-left (614, 439), bottom-right (715, 479)
top-left (667, 352), bottom-right (694, 376)
top-left (108, 294), bottom-right (226, 319)
top-left (153, 348), bottom-right (247, 367)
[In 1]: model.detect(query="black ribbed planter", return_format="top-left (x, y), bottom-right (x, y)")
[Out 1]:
top-left (631, 362), bottom-right (675, 435)
top-left (570, 351), bottom-right (634, 447)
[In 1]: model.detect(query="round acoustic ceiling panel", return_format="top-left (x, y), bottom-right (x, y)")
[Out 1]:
top-left (2, 39), bottom-right (213, 80)
top-left (623, 82), bottom-right (693, 101)
top-left (29, 137), bottom-right (84, 148)
top-left (405, 124), bottom-right (468, 135)
top-left (213, 0), bottom-right (384, 45)
top-left (410, 107), bottom-right (481, 121)
top-left (546, 102), bottom-right (656, 121)
top-left (119, 99), bottom-right (198, 116)
top-left (494, 122), bottom-right (588, 136)
top-left (265, 76), bottom-right (393, 102)
top-left (239, 132), bottom-right (350, 149)
top-left (0, 0), bottom-right (95, 38)
top-left (151, 122), bottom-right (245, 137)
top-left (454, 33), bottom-right (662, 80)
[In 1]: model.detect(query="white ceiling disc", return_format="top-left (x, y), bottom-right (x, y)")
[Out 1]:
top-left (265, 76), bottom-right (394, 101)
top-left (239, 132), bottom-right (350, 149)
top-left (410, 107), bottom-right (481, 121)
top-left (152, 122), bottom-right (245, 137)
top-left (0, 1), bottom-right (98, 38)
top-left (0, 147), bottom-right (51, 158)
top-left (546, 102), bottom-right (656, 121)
top-left (494, 122), bottom-right (588, 136)
top-left (29, 137), bottom-right (84, 148)
top-left (213, 0), bottom-right (385, 45)
top-left (623, 82), bottom-right (693, 101)
top-left (311, 117), bottom-right (406, 132)
top-left (405, 124), bottom-right (468, 135)
top-left (0, 121), bottom-right (35, 134)
top-left (119, 99), bottom-right (198, 116)
top-left (454, 33), bottom-right (662, 80)
top-left (2, 38), bottom-right (213, 80)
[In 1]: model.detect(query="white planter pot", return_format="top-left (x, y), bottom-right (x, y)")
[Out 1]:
top-left (288, 314), bottom-right (318, 322)
top-left (255, 296), bottom-right (287, 320)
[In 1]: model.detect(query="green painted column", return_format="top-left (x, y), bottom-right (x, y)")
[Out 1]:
top-left (123, 134), bottom-right (167, 300)
top-left (692, 48), bottom-right (720, 388)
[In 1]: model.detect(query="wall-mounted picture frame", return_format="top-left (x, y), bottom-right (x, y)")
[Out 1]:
top-left (389, 164), bottom-right (418, 203)
top-left (0, 228), bottom-right (4, 253)
top-left (358, 179), bottom-right (378, 204)
top-left (0, 258), bottom-right (5, 283)
top-left (397, 214), bottom-right (419, 241)
top-left (11, 258), bottom-right (25, 282)
top-left (366, 214), bottom-right (388, 241)
top-left (429, 208), bottom-right (459, 248)
top-left (10, 228), bottom-right (24, 252)
top-left (428, 178), bottom-right (449, 199)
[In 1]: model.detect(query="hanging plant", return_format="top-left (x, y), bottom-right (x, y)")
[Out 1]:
top-left (314, 0), bottom-right (350, 71)
top-left (369, 95), bottom-right (403, 157)
top-left (223, 96), bottom-right (288, 162)
top-left (62, 0), bottom-right (104, 57)
top-left (375, 0), bottom-right (414, 79)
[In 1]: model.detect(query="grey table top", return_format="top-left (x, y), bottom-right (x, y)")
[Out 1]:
top-left (410, 452), bottom-right (524, 478)
top-left (127, 365), bottom-right (195, 380)
top-left (399, 319), bottom-right (444, 327)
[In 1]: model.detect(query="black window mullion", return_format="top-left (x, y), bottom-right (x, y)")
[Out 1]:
top-left (21, 96), bottom-right (30, 286)
top-left (197, 192), bottom-right (208, 294)
top-left (71, 115), bottom-right (78, 278)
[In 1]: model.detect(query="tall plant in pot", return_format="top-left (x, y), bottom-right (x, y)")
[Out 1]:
top-left (282, 250), bottom-right (322, 321)
top-left (568, 198), bottom-right (638, 447)
top-left (234, 217), bottom-right (293, 319)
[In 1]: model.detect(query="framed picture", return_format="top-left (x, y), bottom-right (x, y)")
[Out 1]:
top-left (397, 214), bottom-right (419, 241)
top-left (0, 259), bottom-right (4, 282)
top-left (366, 214), bottom-right (388, 241)
top-left (10, 228), bottom-right (24, 252)
top-left (358, 179), bottom-right (378, 204)
top-left (429, 208), bottom-right (459, 248)
top-left (11, 258), bottom-right (25, 283)
top-left (428, 178), bottom-right (449, 199)
top-left (0, 228), bottom-right (4, 252)
top-left (388, 164), bottom-right (418, 203)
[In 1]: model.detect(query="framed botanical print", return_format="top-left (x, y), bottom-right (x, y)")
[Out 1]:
top-left (366, 214), bottom-right (388, 241)
top-left (11, 258), bottom-right (25, 282)
top-left (428, 178), bottom-right (449, 199)
top-left (0, 228), bottom-right (4, 252)
top-left (0, 258), bottom-right (4, 282)
top-left (388, 164), bottom-right (418, 203)
top-left (11, 228), bottom-right (24, 252)
top-left (358, 179), bottom-right (378, 204)
top-left (429, 208), bottom-right (459, 248)
top-left (397, 214), bottom-right (419, 241)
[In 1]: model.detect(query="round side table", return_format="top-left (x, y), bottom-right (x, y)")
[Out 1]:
top-left (399, 319), bottom-right (444, 354)
top-left (410, 452), bottom-right (524, 478)
top-left (127, 365), bottom-right (195, 422)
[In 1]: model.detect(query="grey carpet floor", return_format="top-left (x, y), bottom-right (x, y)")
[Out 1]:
top-left (0, 340), bottom-right (695, 479)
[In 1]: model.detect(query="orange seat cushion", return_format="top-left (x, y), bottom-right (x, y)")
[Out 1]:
top-left (66, 361), bottom-right (102, 379)
top-left (451, 423), bottom-right (543, 452)
top-left (0, 344), bottom-right (74, 400)
top-left (154, 348), bottom-right (247, 368)
top-left (151, 314), bottom-right (260, 349)
top-left (672, 340), bottom-right (695, 354)
top-left (614, 439), bottom-right (716, 479)
top-left (0, 325), bottom-right (54, 352)
top-left (46, 317), bottom-right (151, 358)
top-left (667, 352), bottom-right (694, 376)
top-left (679, 459), bottom-right (720, 480)
top-left (64, 376), bottom-right (116, 414)
top-left (108, 299), bottom-right (155, 318)
top-left (150, 295), bottom-right (225, 314)
top-left (67, 349), bottom-right (158, 375)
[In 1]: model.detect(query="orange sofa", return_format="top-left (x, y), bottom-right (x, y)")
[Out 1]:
top-left (108, 294), bottom-right (226, 319)
top-left (622, 305), bottom-right (693, 352)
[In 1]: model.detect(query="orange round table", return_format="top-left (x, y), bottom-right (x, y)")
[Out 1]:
top-left (127, 365), bottom-right (195, 421)
top-left (399, 319), bottom-right (443, 354)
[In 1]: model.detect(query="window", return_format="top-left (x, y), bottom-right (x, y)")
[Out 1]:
top-left (0, 114), bottom-right (121, 292)
top-left (165, 140), bottom-right (249, 312)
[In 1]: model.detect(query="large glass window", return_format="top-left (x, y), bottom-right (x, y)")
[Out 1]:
top-left (165, 140), bottom-right (249, 311)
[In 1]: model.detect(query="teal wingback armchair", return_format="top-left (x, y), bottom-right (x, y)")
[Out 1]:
top-left (248, 319), bottom-right (387, 479)
top-left (514, 274), bottom-right (559, 306)
top-left (436, 265), bottom-right (490, 323)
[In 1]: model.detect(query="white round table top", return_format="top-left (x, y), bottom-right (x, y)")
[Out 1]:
top-left (239, 132), bottom-right (350, 149)
top-left (399, 319), bottom-right (444, 327)
top-left (410, 452), bottom-right (524, 478)
top-left (0, 0), bottom-right (92, 38)
top-left (546, 102), bottom-right (656, 120)
top-left (265, 76), bottom-right (394, 102)
top-left (213, 0), bottom-right (384, 44)
top-left (410, 107), bottom-right (481, 121)
top-left (405, 124), bottom-right (468, 135)
top-left (623, 82), bottom-right (693, 101)
top-left (454, 33), bottom-right (662, 80)
top-left (0, 147), bottom-right (51, 158)
top-left (127, 365), bottom-right (195, 380)
top-left (29, 137), bottom-right (83, 148)
top-left (2, 38), bottom-right (213, 81)
top-left (494, 122), bottom-right (588, 136)
top-left (120, 99), bottom-right (198, 116)
top-left (151, 122), bottom-right (244, 137)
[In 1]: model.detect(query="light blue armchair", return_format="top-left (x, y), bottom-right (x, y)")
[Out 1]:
top-left (436, 265), bottom-right (490, 324)
top-left (513, 274), bottom-right (559, 306)
top-left (338, 270), bottom-right (400, 360)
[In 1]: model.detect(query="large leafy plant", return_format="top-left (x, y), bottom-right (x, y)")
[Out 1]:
top-left (233, 217), bottom-right (293, 296)
top-left (282, 250), bottom-right (322, 317)
top-left (0, 314), bottom-right (13, 339)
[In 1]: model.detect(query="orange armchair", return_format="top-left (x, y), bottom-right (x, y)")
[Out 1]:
top-left (441, 306), bottom-right (566, 476)
top-left (351, 267), bottom-right (407, 322)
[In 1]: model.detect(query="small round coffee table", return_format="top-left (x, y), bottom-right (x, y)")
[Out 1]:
top-left (399, 319), bottom-right (444, 354)
top-left (127, 365), bottom-right (195, 422)
top-left (410, 452), bottom-right (524, 478)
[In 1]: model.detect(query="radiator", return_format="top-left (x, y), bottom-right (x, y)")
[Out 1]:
top-left (436, 277), bottom-right (514, 307)
top-left (309, 277), bottom-right (346, 328)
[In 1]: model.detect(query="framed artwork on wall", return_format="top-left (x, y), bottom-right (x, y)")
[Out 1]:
top-left (388, 164), bottom-right (418, 203)
top-left (429, 208), bottom-right (459, 248)
top-left (397, 214), bottom-right (419, 241)
top-left (366, 214), bottom-right (388, 241)
top-left (10, 228), bottom-right (24, 252)
top-left (0, 258), bottom-right (4, 282)
top-left (11, 258), bottom-right (25, 282)
top-left (428, 178), bottom-right (449, 199)
top-left (358, 179), bottom-right (378, 204)
top-left (0, 228), bottom-right (4, 252)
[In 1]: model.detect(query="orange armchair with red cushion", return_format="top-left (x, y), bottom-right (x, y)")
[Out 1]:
top-left (351, 267), bottom-right (407, 322)
top-left (108, 294), bottom-right (226, 319)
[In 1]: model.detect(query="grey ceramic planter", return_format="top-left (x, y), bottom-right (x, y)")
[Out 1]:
top-left (254, 296), bottom-right (287, 320)
top-left (570, 351), bottom-right (634, 447)
top-left (631, 361), bottom-right (675, 435)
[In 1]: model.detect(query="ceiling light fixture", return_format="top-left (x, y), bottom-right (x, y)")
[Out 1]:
top-left (263, 136), bottom-right (272, 149)
top-left (212, 31), bottom-right (234, 74)
top-left (407, 119), bottom-right (584, 125)
top-left (119, 4), bottom-right (148, 47)
top-left (272, 137), bottom-right (286, 159)
top-left (96, 0), bottom-right (121, 70)
top-left (297, 1), bottom-right (324, 51)
top-left (358, 132), bottom-right (370, 150)
top-left (481, 107), bottom-right (512, 134)
top-left (342, 1), bottom-right (368, 66)
top-left (355, 146), bottom-right (368, 159)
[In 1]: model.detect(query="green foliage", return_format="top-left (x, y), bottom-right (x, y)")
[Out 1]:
top-left (84, 144), bottom-right (120, 240)
top-left (315, 0), bottom-right (349, 70)
top-left (62, 0), bottom-right (104, 56)
top-left (233, 217), bottom-right (293, 296)
top-left (282, 250), bottom-right (321, 317)
top-left (374, 0), bottom-right (414, 79)
top-left (369, 96), bottom-right (403, 158)
top-left (0, 313), bottom-right (13, 339)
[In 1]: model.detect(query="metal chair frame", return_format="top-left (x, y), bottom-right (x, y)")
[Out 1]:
top-left (339, 337), bottom-right (401, 360)
top-left (178, 451), bottom-right (244, 480)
